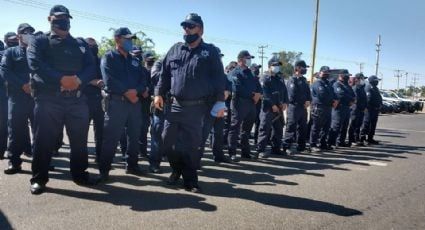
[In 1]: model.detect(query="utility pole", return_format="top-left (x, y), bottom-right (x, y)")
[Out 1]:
top-left (309, 0), bottom-right (320, 84)
top-left (412, 74), bottom-right (419, 100)
top-left (356, 62), bottom-right (364, 73)
top-left (405, 72), bottom-right (409, 93)
top-left (375, 35), bottom-right (381, 76)
top-left (258, 45), bottom-right (268, 75)
top-left (379, 73), bottom-right (384, 90)
top-left (394, 69), bottom-right (403, 92)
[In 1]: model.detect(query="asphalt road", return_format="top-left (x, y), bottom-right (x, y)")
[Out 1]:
top-left (1, 113), bottom-right (424, 230)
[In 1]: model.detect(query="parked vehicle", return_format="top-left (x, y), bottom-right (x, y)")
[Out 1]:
top-left (381, 91), bottom-right (403, 113)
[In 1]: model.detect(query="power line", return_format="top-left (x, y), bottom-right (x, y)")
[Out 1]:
top-left (258, 45), bottom-right (268, 75)
top-left (394, 69), bottom-right (403, 91)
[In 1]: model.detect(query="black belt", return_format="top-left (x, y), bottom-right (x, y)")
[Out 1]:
top-left (171, 97), bottom-right (206, 106)
top-left (109, 94), bottom-right (126, 101)
top-left (39, 90), bottom-right (82, 98)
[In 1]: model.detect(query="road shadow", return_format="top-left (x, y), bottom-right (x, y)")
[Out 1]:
top-left (0, 210), bottom-right (13, 230)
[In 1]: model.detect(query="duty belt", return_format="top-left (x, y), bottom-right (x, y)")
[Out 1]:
top-left (171, 97), bottom-right (206, 106)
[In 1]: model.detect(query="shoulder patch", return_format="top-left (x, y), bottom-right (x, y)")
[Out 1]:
top-left (201, 50), bottom-right (209, 58)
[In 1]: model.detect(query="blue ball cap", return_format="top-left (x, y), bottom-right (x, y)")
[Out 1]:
top-left (114, 27), bottom-right (137, 39)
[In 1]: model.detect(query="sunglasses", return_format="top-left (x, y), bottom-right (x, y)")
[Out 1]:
top-left (182, 24), bottom-right (197, 30)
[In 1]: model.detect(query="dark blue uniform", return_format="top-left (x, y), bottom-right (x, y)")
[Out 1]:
top-left (227, 66), bottom-right (261, 157)
top-left (348, 84), bottom-right (367, 144)
top-left (0, 45), bottom-right (35, 168)
top-left (0, 50), bottom-right (8, 159)
top-left (199, 73), bottom-right (231, 162)
top-left (139, 66), bottom-right (152, 157)
top-left (309, 77), bottom-right (335, 149)
top-left (83, 53), bottom-right (104, 158)
top-left (27, 32), bottom-right (95, 185)
top-left (257, 72), bottom-right (288, 154)
top-left (283, 75), bottom-right (312, 151)
top-left (155, 41), bottom-right (225, 189)
top-left (99, 49), bottom-right (147, 173)
top-left (361, 83), bottom-right (382, 142)
top-left (328, 81), bottom-right (355, 146)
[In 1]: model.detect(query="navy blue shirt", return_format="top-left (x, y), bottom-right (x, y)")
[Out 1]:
top-left (353, 84), bottom-right (367, 111)
top-left (0, 46), bottom-right (32, 96)
top-left (155, 41), bottom-right (226, 102)
top-left (287, 75), bottom-right (312, 106)
top-left (365, 83), bottom-right (382, 109)
top-left (311, 78), bottom-right (335, 106)
top-left (333, 81), bottom-right (355, 107)
top-left (101, 49), bottom-right (147, 96)
top-left (0, 51), bottom-right (5, 93)
top-left (27, 32), bottom-right (95, 93)
top-left (83, 56), bottom-right (102, 97)
top-left (261, 72), bottom-right (288, 109)
top-left (228, 65), bottom-right (261, 99)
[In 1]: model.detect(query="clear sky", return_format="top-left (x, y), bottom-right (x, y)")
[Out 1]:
top-left (1, 0), bottom-right (424, 89)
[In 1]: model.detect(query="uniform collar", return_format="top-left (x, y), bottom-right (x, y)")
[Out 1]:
top-left (181, 39), bottom-right (206, 51)
top-left (50, 31), bottom-right (72, 41)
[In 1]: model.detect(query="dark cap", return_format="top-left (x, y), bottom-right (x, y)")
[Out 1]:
top-left (368, 75), bottom-right (381, 82)
top-left (319, 66), bottom-right (330, 73)
top-left (4, 32), bottom-right (17, 41)
top-left (354, 72), bottom-right (367, 79)
top-left (114, 27), bottom-right (136, 39)
top-left (251, 63), bottom-right (262, 69)
top-left (17, 23), bottom-right (35, 34)
top-left (180, 13), bottom-right (204, 27)
top-left (143, 51), bottom-right (155, 60)
top-left (338, 69), bottom-right (352, 76)
top-left (50, 5), bottom-right (73, 18)
top-left (268, 56), bottom-right (282, 66)
top-left (295, 60), bottom-right (309, 68)
top-left (237, 50), bottom-right (254, 59)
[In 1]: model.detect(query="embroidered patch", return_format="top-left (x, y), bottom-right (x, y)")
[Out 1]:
top-left (201, 50), bottom-right (209, 58)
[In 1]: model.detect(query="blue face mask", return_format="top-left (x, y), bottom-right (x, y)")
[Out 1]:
top-left (122, 39), bottom-right (133, 52)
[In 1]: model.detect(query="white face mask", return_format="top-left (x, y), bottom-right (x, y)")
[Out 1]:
top-left (245, 58), bottom-right (252, 67)
top-left (271, 66), bottom-right (280, 74)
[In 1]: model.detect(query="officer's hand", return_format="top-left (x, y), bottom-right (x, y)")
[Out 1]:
top-left (280, 103), bottom-right (287, 111)
top-left (304, 101), bottom-right (311, 108)
top-left (61, 76), bottom-right (80, 91)
top-left (90, 79), bottom-right (104, 88)
top-left (216, 108), bottom-right (226, 118)
top-left (154, 96), bottom-right (164, 110)
top-left (332, 100), bottom-right (339, 108)
top-left (364, 108), bottom-right (368, 112)
top-left (124, 89), bottom-right (138, 103)
top-left (272, 105), bottom-right (279, 113)
top-left (224, 91), bottom-right (230, 100)
top-left (142, 87), bottom-right (149, 99)
top-left (252, 93), bottom-right (261, 104)
top-left (22, 83), bottom-right (31, 94)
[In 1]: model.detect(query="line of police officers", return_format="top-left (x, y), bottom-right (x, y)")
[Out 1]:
top-left (0, 5), bottom-right (383, 195)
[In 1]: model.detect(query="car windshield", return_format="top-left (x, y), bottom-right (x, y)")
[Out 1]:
top-left (381, 92), bottom-right (390, 97)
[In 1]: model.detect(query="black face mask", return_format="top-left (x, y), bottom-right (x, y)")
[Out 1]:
top-left (183, 34), bottom-right (199, 44)
top-left (321, 73), bottom-right (329, 79)
top-left (6, 41), bottom-right (19, 47)
top-left (370, 81), bottom-right (378, 86)
top-left (146, 61), bottom-right (155, 67)
top-left (51, 18), bottom-right (70, 31)
top-left (300, 69), bottom-right (307, 75)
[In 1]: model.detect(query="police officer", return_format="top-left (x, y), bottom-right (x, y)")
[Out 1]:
top-left (0, 23), bottom-right (36, 174)
top-left (227, 50), bottom-right (261, 161)
top-left (139, 51), bottom-right (154, 157)
top-left (223, 61), bottom-right (237, 147)
top-left (199, 47), bottom-right (233, 163)
top-left (148, 60), bottom-right (165, 173)
top-left (0, 40), bottom-right (6, 160)
top-left (309, 66), bottom-right (338, 152)
top-left (82, 37), bottom-right (104, 160)
top-left (360, 75), bottom-right (382, 145)
top-left (283, 60), bottom-right (312, 154)
top-left (27, 5), bottom-right (96, 194)
top-left (328, 70), bottom-right (356, 148)
top-left (97, 27), bottom-right (148, 182)
top-left (154, 13), bottom-right (226, 192)
top-left (251, 63), bottom-right (262, 144)
top-left (348, 73), bottom-right (367, 146)
top-left (256, 56), bottom-right (288, 158)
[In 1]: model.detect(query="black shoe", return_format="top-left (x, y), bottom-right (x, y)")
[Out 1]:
top-left (125, 165), bottom-right (145, 175)
top-left (184, 185), bottom-right (202, 193)
top-left (96, 172), bottom-right (110, 184)
top-left (367, 139), bottom-right (380, 145)
top-left (251, 152), bottom-right (259, 159)
top-left (73, 176), bottom-right (97, 186)
top-left (4, 164), bottom-right (22, 175)
top-left (0, 152), bottom-right (4, 160)
top-left (30, 182), bottom-right (46, 195)
top-left (23, 151), bottom-right (32, 157)
top-left (148, 165), bottom-right (162, 174)
top-left (241, 152), bottom-right (252, 159)
top-left (214, 156), bottom-right (232, 164)
top-left (352, 141), bottom-right (365, 147)
top-left (167, 171), bottom-right (181, 185)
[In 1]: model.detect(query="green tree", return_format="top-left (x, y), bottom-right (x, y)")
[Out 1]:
top-left (98, 28), bottom-right (156, 58)
top-left (272, 50), bottom-right (303, 79)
